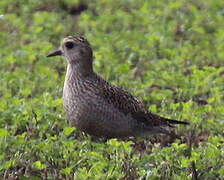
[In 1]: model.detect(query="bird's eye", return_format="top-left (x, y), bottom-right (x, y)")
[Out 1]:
top-left (65, 41), bottom-right (74, 49)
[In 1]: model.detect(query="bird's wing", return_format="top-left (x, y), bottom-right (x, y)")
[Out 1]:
top-left (94, 74), bottom-right (188, 130)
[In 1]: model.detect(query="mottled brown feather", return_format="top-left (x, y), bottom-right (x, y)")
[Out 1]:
top-left (93, 74), bottom-right (188, 129)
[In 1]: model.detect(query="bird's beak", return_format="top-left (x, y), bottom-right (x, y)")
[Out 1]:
top-left (46, 49), bottom-right (62, 57)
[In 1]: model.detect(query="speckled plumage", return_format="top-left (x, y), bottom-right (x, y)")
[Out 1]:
top-left (47, 35), bottom-right (189, 138)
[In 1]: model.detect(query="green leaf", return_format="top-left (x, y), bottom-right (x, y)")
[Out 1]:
top-left (0, 129), bottom-right (9, 136)
top-left (63, 127), bottom-right (76, 136)
top-left (60, 167), bottom-right (72, 175)
top-left (33, 161), bottom-right (46, 170)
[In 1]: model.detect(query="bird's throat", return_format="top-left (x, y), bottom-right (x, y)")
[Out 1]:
top-left (65, 61), bottom-right (93, 82)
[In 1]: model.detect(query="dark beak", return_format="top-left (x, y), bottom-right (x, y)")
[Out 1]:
top-left (46, 50), bottom-right (62, 57)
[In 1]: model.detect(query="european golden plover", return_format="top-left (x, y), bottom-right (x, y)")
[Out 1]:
top-left (47, 35), bottom-right (188, 138)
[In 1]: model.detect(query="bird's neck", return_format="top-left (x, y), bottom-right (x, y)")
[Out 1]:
top-left (65, 60), bottom-right (94, 82)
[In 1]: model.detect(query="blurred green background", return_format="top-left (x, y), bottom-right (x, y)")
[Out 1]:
top-left (0, 0), bottom-right (223, 179)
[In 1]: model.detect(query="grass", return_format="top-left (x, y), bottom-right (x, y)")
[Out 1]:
top-left (0, 0), bottom-right (223, 179)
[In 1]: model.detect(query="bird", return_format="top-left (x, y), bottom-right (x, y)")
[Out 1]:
top-left (47, 35), bottom-right (189, 139)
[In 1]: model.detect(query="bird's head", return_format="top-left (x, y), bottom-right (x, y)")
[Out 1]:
top-left (47, 35), bottom-right (93, 66)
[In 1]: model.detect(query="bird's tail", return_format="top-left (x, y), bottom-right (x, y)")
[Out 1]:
top-left (156, 117), bottom-right (189, 138)
top-left (164, 117), bottom-right (189, 127)
top-left (138, 112), bottom-right (189, 137)
top-left (145, 113), bottom-right (189, 137)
